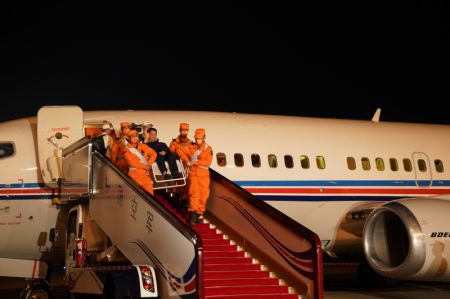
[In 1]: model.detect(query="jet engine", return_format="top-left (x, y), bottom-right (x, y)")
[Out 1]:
top-left (363, 197), bottom-right (450, 281)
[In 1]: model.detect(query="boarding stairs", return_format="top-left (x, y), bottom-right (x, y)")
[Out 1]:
top-left (60, 137), bottom-right (323, 298)
top-left (155, 192), bottom-right (302, 299)
top-left (200, 222), bottom-right (294, 299)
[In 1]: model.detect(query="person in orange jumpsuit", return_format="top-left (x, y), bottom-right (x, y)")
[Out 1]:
top-left (111, 122), bottom-right (132, 173)
top-left (169, 123), bottom-right (191, 165)
top-left (123, 130), bottom-right (157, 195)
top-left (168, 123), bottom-right (192, 211)
top-left (187, 128), bottom-right (213, 225)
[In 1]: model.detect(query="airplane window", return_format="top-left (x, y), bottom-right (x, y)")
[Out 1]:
top-left (435, 159), bottom-right (444, 173)
top-left (216, 152), bottom-right (227, 167)
top-left (347, 157), bottom-right (356, 170)
top-left (389, 158), bottom-right (398, 171)
top-left (284, 155), bottom-right (294, 168)
top-left (316, 156), bottom-right (326, 169)
top-left (375, 158), bottom-right (385, 171)
top-left (300, 155), bottom-right (310, 169)
top-left (0, 142), bottom-right (15, 159)
top-left (268, 154), bottom-right (278, 168)
top-left (403, 158), bottom-right (412, 172)
top-left (251, 154), bottom-right (261, 167)
top-left (234, 153), bottom-right (244, 167)
top-left (417, 159), bottom-right (427, 172)
top-left (361, 157), bottom-right (371, 171)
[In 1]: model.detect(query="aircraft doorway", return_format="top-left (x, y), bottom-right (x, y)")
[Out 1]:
top-left (412, 152), bottom-right (432, 187)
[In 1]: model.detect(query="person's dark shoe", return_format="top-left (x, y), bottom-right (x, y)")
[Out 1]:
top-left (164, 173), bottom-right (173, 180)
top-left (189, 212), bottom-right (199, 225)
top-left (188, 212), bottom-right (195, 225)
top-left (196, 214), bottom-right (203, 224)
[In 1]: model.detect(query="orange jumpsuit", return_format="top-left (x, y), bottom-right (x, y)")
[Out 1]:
top-left (170, 136), bottom-right (192, 198)
top-left (124, 143), bottom-right (157, 195)
top-left (111, 138), bottom-right (129, 174)
top-left (169, 136), bottom-right (191, 164)
top-left (187, 142), bottom-right (213, 215)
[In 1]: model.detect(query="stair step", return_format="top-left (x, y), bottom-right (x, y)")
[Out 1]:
top-left (204, 270), bottom-right (271, 279)
top-left (203, 244), bottom-right (239, 252)
top-left (203, 251), bottom-right (245, 258)
top-left (205, 294), bottom-right (300, 299)
top-left (193, 223), bottom-right (212, 230)
top-left (202, 239), bottom-right (232, 246)
top-left (194, 226), bottom-right (217, 233)
top-left (204, 285), bottom-right (290, 296)
top-left (203, 263), bottom-right (261, 271)
top-left (204, 277), bottom-right (280, 287)
top-left (201, 233), bottom-right (226, 240)
top-left (197, 231), bottom-right (221, 237)
top-left (203, 257), bottom-right (253, 265)
top-left (145, 204), bottom-right (302, 299)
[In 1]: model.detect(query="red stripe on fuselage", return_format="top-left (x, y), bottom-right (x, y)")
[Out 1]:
top-left (244, 187), bottom-right (450, 195)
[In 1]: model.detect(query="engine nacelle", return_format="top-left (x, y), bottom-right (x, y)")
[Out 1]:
top-left (363, 197), bottom-right (450, 281)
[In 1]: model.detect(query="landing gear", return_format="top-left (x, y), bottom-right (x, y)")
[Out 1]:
top-left (21, 282), bottom-right (52, 299)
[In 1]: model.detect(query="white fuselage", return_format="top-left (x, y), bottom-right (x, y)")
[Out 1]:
top-left (1, 110), bottom-right (450, 262)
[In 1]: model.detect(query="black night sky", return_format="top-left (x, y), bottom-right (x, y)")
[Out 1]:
top-left (1, 3), bottom-right (449, 124)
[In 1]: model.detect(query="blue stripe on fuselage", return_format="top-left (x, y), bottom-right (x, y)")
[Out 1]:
top-left (236, 180), bottom-right (450, 187)
top-left (257, 195), bottom-right (405, 202)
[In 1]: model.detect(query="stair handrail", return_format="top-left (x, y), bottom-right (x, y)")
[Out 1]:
top-left (62, 136), bottom-right (92, 157)
top-left (61, 137), bottom-right (204, 298)
top-left (92, 152), bottom-right (205, 298)
top-left (206, 169), bottom-right (324, 299)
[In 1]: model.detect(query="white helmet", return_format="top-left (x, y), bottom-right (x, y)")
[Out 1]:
top-left (102, 123), bottom-right (114, 130)
top-left (142, 121), bottom-right (153, 127)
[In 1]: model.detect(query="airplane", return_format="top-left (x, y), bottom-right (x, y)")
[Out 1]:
top-left (1, 106), bottom-right (450, 297)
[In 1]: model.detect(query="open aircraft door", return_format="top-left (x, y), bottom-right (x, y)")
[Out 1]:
top-left (37, 106), bottom-right (84, 188)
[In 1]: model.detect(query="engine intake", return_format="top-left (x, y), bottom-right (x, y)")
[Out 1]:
top-left (363, 198), bottom-right (450, 281)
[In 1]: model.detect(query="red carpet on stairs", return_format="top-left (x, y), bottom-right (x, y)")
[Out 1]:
top-left (194, 222), bottom-right (300, 298)
top-left (154, 191), bottom-right (300, 298)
